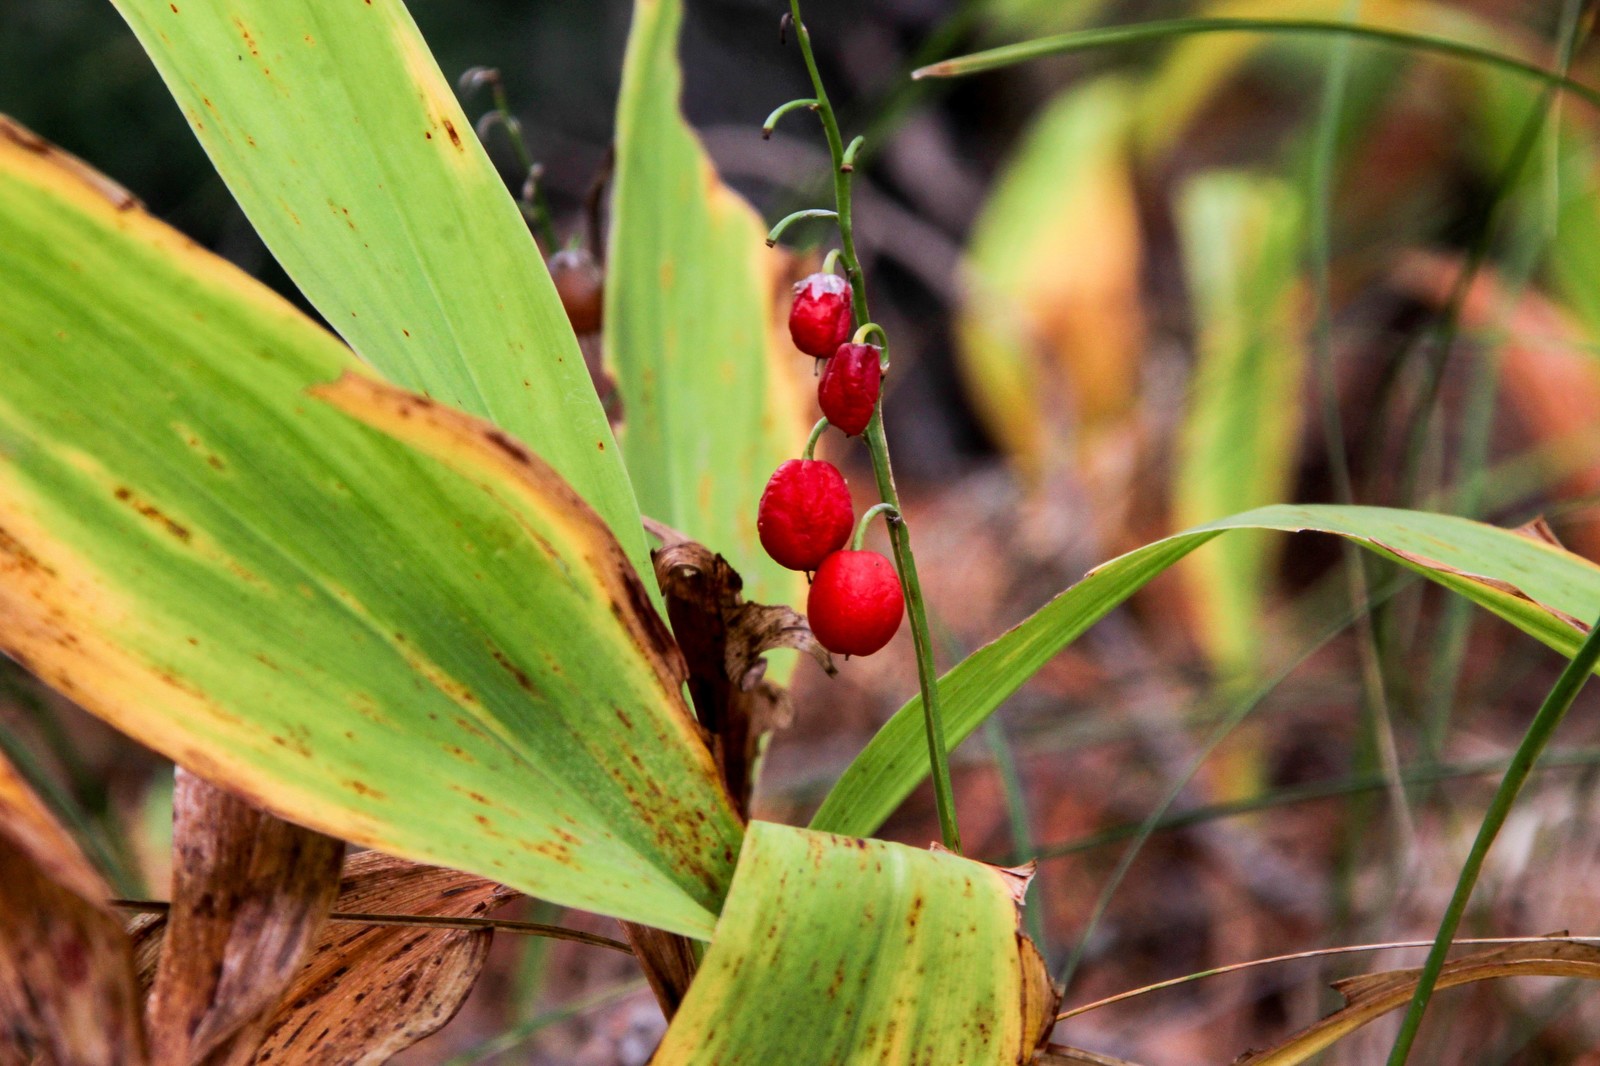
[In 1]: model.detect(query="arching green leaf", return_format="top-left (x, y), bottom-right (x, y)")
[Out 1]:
top-left (812, 504), bottom-right (1600, 838)
top-left (0, 119), bottom-right (740, 938)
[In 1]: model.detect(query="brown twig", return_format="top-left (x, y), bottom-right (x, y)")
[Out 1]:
top-left (110, 899), bottom-right (633, 954)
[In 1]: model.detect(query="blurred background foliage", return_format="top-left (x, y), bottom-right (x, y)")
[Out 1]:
top-left (10, 0), bottom-right (1600, 1062)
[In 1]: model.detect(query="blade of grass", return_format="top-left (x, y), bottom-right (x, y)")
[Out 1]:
top-left (982, 716), bottom-right (1047, 953)
top-left (1387, 609), bottom-right (1600, 1064)
top-left (1392, 75), bottom-right (1564, 513)
top-left (911, 17), bottom-right (1600, 114)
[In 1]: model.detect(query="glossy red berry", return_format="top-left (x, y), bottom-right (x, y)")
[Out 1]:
top-left (757, 460), bottom-right (854, 571)
top-left (818, 343), bottom-right (882, 436)
top-left (788, 273), bottom-right (853, 357)
top-left (548, 248), bottom-right (604, 334)
top-left (807, 550), bottom-right (904, 656)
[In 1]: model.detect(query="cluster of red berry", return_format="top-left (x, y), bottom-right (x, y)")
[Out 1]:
top-left (757, 273), bottom-right (902, 657)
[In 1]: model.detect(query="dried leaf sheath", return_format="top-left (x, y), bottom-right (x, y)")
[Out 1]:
top-left (145, 771), bottom-right (343, 1066)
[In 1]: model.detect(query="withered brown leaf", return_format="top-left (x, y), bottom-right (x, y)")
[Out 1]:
top-left (251, 851), bottom-right (519, 1065)
top-left (144, 769), bottom-right (343, 1066)
top-left (0, 749), bottom-right (145, 1065)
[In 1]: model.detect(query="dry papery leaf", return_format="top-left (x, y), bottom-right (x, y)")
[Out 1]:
top-left (1233, 939), bottom-right (1600, 1066)
top-left (145, 769), bottom-right (343, 1066)
top-left (617, 921), bottom-right (699, 1022)
top-left (252, 851), bottom-right (520, 1064)
top-left (130, 851), bottom-right (522, 1065)
top-left (645, 516), bottom-right (833, 814)
top-left (0, 749), bottom-right (145, 1065)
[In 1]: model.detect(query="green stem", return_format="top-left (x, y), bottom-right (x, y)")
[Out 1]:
top-left (468, 68), bottom-right (558, 252)
top-left (802, 416), bottom-right (829, 460)
top-left (841, 134), bottom-right (866, 171)
top-left (762, 97), bottom-right (819, 138)
top-left (1386, 612), bottom-right (1600, 1065)
top-left (821, 248), bottom-right (843, 276)
top-left (766, 208), bottom-right (840, 247)
top-left (852, 503), bottom-right (899, 551)
top-left (851, 322), bottom-right (888, 349)
top-left (788, 0), bottom-right (962, 853)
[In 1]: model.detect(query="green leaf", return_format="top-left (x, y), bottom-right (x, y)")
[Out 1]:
top-left (107, 0), bottom-right (647, 573)
top-left (1173, 172), bottom-right (1305, 676)
top-left (0, 120), bottom-right (741, 938)
top-left (910, 14), bottom-right (1600, 113)
top-left (651, 822), bottom-right (1056, 1065)
top-left (811, 504), bottom-right (1600, 838)
top-left (607, 0), bottom-right (809, 609)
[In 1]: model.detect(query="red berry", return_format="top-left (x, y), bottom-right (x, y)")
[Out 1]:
top-left (818, 343), bottom-right (883, 436)
top-left (788, 273), bottom-right (853, 357)
top-left (757, 459), bottom-right (854, 571)
top-left (548, 248), bottom-right (604, 334)
top-left (807, 550), bottom-right (904, 656)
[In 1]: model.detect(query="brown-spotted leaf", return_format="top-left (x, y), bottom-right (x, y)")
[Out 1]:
top-left (251, 851), bottom-right (520, 1065)
top-left (1233, 939), bottom-right (1600, 1065)
top-left (650, 823), bottom-right (1058, 1066)
top-left (1019, 931), bottom-right (1060, 1060)
top-left (145, 770), bottom-right (343, 1066)
top-left (0, 749), bottom-right (145, 1065)
top-left (0, 119), bottom-right (743, 937)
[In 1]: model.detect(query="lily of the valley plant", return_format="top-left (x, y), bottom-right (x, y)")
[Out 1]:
top-left (5, 2), bottom-right (1600, 1064)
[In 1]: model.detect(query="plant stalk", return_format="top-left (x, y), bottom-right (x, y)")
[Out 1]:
top-left (1386, 612), bottom-right (1600, 1064)
top-left (787, 0), bottom-right (961, 852)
